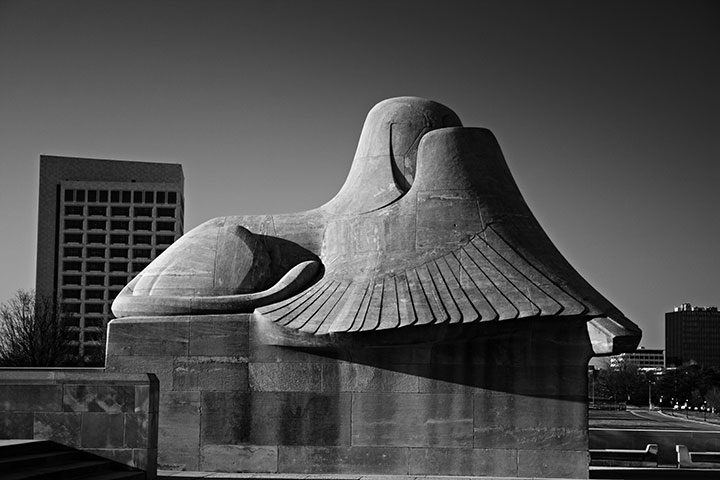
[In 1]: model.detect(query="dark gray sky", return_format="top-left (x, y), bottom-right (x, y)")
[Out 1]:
top-left (0, 0), bottom-right (717, 349)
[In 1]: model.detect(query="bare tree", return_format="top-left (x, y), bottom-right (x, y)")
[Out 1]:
top-left (0, 290), bottom-right (72, 367)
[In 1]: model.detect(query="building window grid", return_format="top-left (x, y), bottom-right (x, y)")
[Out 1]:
top-left (57, 187), bottom-right (182, 355)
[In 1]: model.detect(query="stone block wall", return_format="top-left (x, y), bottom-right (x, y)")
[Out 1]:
top-left (106, 314), bottom-right (593, 478)
top-left (0, 370), bottom-right (158, 476)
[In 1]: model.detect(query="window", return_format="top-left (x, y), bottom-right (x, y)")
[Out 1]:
top-left (99, 190), bottom-right (108, 202)
top-left (88, 220), bottom-right (106, 230)
top-left (63, 247), bottom-right (83, 257)
top-left (62, 275), bottom-right (82, 286)
top-left (64, 317), bottom-right (81, 328)
top-left (109, 276), bottom-right (128, 286)
top-left (86, 261), bottom-right (105, 272)
top-left (86, 275), bottom-right (105, 286)
top-left (85, 290), bottom-right (105, 300)
top-left (62, 303), bottom-right (81, 314)
top-left (62, 288), bottom-right (82, 299)
top-left (134, 220), bottom-right (152, 231)
top-left (157, 191), bottom-right (166, 203)
top-left (132, 262), bottom-right (148, 273)
top-left (157, 221), bottom-right (175, 232)
top-left (157, 235), bottom-right (175, 246)
top-left (85, 303), bottom-right (105, 314)
top-left (84, 318), bottom-right (104, 329)
top-left (64, 219), bottom-right (83, 230)
top-left (133, 248), bottom-right (151, 259)
top-left (110, 234), bottom-right (129, 244)
top-left (87, 233), bottom-right (106, 244)
top-left (64, 233), bottom-right (83, 244)
top-left (110, 247), bottom-right (128, 258)
top-left (111, 206), bottom-right (130, 216)
top-left (88, 206), bottom-right (106, 216)
top-left (111, 190), bottom-right (120, 203)
top-left (134, 207), bottom-right (152, 217)
top-left (88, 190), bottom-right (97, 202)
top-left (133, 234), bottom-right (151, 245)
top-left (62, 261), bottom-right (81, 272)
top-left (168, 192), bottom-right (177, 204)
top-left (110, 220), bottom-right (129, 230)
top-left (122, 191), bottom-right (131, 203)
top-left (109, 262), bottom-right (128, 272)
top-left (134, 191), bottom-right (143, 203)
top-left (64, 205), bottom-right (84, 216)
top-left (64, 190), bottom-right (74, 202)
top-left (87, 247), bottom-right (105, 258)
top-left (76, 190), bottom-right (85, 202)
top-left (157, 207), bottom-right (174, 217)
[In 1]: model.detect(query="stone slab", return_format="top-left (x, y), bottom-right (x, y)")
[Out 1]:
top-left (473, 392), bottom-right (587, 451)
top-left (201, 392), bottom-right (351, 446)
top-left (0, 384), bottom-right (62, 412)
top-left (0, 412), bottom-right (33, 439)
top-left (159, 391), bottom-right (201, 470)
top-left (107, 318), bottom-right (189, 357)
top-left (352, 393), bottom-right (473, 447)
top-left (517, 449), bottom-right (588, 479)
top-left (249, 363), bottom-right (322, 392)
top-left (173, 357), bottom-right (248, 392)
top-left (63, 384), bottom-right (135, 412)
top-left (106, 355), bottom-right (174, 391)
top-left (278, 446), bottom-right (409, 474)
top-left (200, 444), bottom-right (278, 473)
top-left (124, 412), bottom-right (150, 448)
top-left (189, 316), bottom-right (250, 357)
top-left (80, 412), bottom-right (124, 448)
top-left (33, 412), bottom-right (81, 447)
top-left (321, 362), bottom-right (419, 393)
top-left (407, 447), bottom-right (518, 477)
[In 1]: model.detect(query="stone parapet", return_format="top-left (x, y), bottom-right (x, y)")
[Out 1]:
top-left (106, 314), bottom-right (592, 478)
top-left (0, 369), bottom-right (158, 478)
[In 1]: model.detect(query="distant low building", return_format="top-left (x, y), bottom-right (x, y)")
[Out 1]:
top-left (666, 303), bottom-right (720, 368)
top-left (609, 347), bottom-right (664, 370)
top-left (36, 155), bottom-right (184, 359)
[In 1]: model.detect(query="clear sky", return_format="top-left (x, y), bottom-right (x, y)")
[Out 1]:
top-left (0, 0), bottom-right (717, 349)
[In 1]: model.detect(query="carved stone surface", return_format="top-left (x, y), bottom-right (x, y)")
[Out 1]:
top-left (112, 97), bottom-right (640, 355)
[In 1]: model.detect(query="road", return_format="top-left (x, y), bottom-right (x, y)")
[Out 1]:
top-left (590, 408), bottom-right (720, 465)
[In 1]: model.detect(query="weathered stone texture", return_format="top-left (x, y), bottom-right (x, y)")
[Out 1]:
top-left (158, 391), bottom-right (200, 470)
top-left (0, 371), bottom-right (159, 475)
top-left (201, 391), bottom-right (351, 446)
top-left (63, 384), bottom-right (135, 412)
top-left (201, 445), bottom-right (278, 472)
top-left (278, 446), bottom-right (409, 474)
top-left (408, 447), bottom-right (518, 476)
top-left (33, 412), bottom-right (82, 447)
top-left (352, 393), bottom-right (473, 447)
top-left (80, 413), bottom-right (124, 448)
top-left (0, 385), bottom-right (61, 412)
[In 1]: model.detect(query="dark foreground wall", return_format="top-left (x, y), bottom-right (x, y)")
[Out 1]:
top-left (0, 369), bottom-right (158, 476)
top-left (106, 314), bottom-right (593, 478)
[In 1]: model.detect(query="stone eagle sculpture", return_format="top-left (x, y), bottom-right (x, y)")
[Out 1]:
top-left (111, 97), bottom-right (641, 354)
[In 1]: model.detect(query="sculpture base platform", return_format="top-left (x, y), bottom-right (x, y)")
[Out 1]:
top-left (106, 314), bottom-right (593, 479)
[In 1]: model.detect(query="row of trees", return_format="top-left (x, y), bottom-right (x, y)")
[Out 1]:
top-left (590, 361), bottom-right (720, 411)
top-left (0, 290), bottom-right (104, 367)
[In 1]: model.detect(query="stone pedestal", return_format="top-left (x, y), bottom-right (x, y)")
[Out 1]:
top-left (106, 314), bottom-right (593, 478)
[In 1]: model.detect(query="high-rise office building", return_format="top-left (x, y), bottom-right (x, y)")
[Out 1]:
top-left (666, 303), bottom-right (720, 368)
top-left (36, 155), bottom-right (184, 359)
